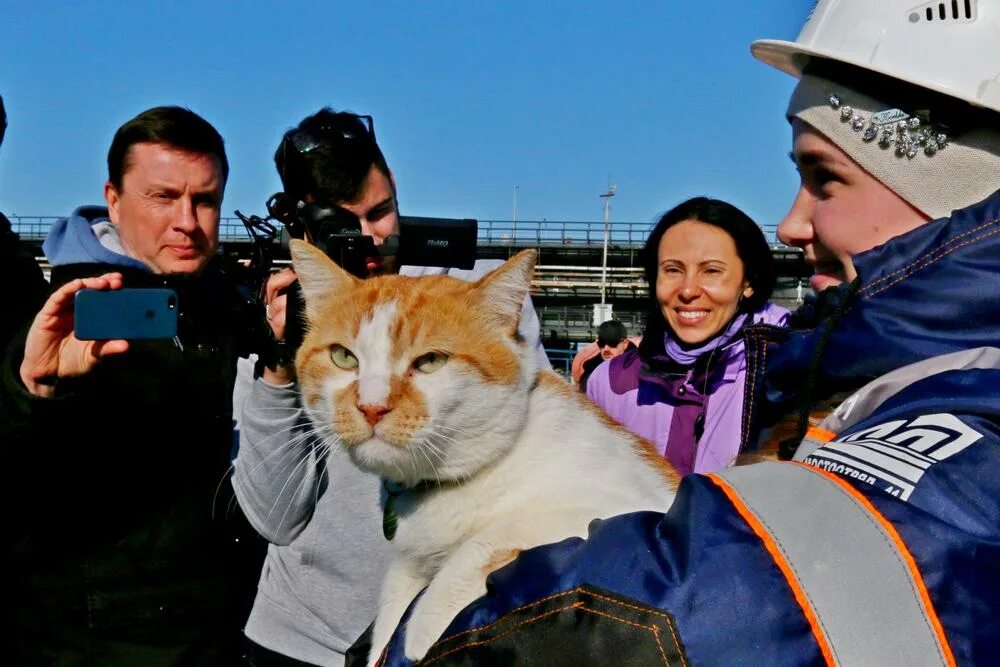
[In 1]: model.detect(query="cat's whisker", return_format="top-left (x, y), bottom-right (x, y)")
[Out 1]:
top-left (317, 425), bottom-right (346, 456)
top-left (239, 406), bottom-right (307, 413)
top-left (244, 422), bottom-right (316, 454)
top-left (233, 428), bottom-right (340, 533)
top-left (272, 424), bottom-right (342, 528)
top-left (424, 431), bottom-right (457, 453)
top-left (211, 462), bottom-right (238, 520)
top-left (226, 491), bottom-right (242, 520)
top-left (406, 447), bottom-right (420, 480)
top-left (266, 442), bottom-right (335, 533)
top-left (245, 425), bottom-right (329, 481)
top-left (419, 438), bottom-right (449, 469)
top-left (434, 424), bottom-right (475, 438)
top-left (237, 380), bottom-right (302, 395)
top-left (414, 439), bottom-right (444, 487)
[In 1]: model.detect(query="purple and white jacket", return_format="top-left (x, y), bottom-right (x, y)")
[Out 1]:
top-left (586, 303), bottom-right (789, 475)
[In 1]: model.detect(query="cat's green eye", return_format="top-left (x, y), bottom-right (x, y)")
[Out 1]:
top-left (413, 352), bottom-right (449, 374)
top-left (330, 345), bottom-right (359, 370)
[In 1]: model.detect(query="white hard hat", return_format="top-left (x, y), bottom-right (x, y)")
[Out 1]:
top-left (752, 0), bottom-right (1000, 112)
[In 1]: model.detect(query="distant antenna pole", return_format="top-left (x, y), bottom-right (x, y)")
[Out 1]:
top-left (599, 185), bottom-right (616, 305)
top-left (513, 185), bottom-right (519, 244)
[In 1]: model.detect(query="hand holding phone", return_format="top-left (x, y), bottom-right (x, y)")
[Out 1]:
top-left (74, 288), bottom-right (179, 341)
top-left (19, 273), bottom-right (129, 397)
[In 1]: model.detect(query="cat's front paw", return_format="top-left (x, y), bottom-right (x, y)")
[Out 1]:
top-left (403, 606), bottom-right (452, 663)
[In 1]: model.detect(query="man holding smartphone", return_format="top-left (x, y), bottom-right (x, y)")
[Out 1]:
top-left (0, 106), bottom-right (265, 664)
top-left (230, 109), bottom-right (549, 666)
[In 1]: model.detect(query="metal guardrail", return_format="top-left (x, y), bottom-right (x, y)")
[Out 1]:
top-left (479, 220), bottom-right (652, 246)
top-left (544, 348), bottom-right (577, 379)
top-left (534, 266), bottom-right (647, 295)
top-left (7, 216), bottom-right (63, 240)
top-left (539, 305), bottom-right (646, 333)
top-left (10, 216), bottom-right (782, 246)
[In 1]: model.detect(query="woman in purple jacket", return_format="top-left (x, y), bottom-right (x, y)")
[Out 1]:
top-left (587, 197), bottom-right (789, 474)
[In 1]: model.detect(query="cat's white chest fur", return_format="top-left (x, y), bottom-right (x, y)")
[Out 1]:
top-left (370, 375), bottom-right (677, 665)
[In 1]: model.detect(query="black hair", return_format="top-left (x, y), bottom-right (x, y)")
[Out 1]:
top-left (274, 107), bottom-right (390, 204)
top-left (106, 106), bottom-right (228, 191)
top-left (638, 196), bottom-right (776, 357)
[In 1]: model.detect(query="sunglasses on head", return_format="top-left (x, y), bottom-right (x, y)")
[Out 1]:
top-left (282, 113), bottom-right (376, 159)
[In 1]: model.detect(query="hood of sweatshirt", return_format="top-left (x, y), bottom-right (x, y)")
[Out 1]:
top-left (42, 205), bottom-right (149, 271)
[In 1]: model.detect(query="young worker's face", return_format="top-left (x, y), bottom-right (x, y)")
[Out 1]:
top-left (779, 120), bottom-right (929, 292)
top-left (105, 142), bottom-right (224, 275)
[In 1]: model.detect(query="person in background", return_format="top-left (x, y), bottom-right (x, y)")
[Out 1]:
top-left (364, 1), bottom-right (1000, 664)
top-left (0, 106), bottom-right (265, 665)
top-left (0, 93), bottom-right (48, 347)
top-left (571, 319), bottom-right (637, 392)
top-left (231, 108), bottom-right (549, 667)
top-left (587, 197), bottom-right (789, 475)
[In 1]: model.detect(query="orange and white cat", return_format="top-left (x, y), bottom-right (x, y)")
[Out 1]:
top-left (290, 240), bottom-right (679, 665)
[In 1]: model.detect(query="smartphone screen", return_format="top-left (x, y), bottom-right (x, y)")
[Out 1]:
top-left (74, 288), bottom-right (179, 340)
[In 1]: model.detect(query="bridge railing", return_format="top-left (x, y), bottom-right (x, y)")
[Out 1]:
top-left (478, 220), bottom-right (653, 246)
top-left (7, 216), bottom-right (64, 240)
top-left (11, 216), bottom-right (781, 246)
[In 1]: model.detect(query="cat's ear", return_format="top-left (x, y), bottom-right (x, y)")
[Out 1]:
top-left (290, 239), bottom-right (359, 315)
top-left (473, 249), bottom-right (536, 334)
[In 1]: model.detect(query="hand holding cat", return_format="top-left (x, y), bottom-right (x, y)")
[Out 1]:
top-left (20, 273), bottom-right (129, 398)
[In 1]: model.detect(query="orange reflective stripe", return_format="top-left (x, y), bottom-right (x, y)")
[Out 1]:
top-left (793, 462), bottom-right (957, 667)
top-left (707, 474), bottom-right (836, 666)
top-left (805, 426), bottom-right (837, 443)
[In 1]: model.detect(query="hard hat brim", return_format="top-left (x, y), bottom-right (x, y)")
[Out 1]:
top-left (751, 38), bottom-right (998, 112)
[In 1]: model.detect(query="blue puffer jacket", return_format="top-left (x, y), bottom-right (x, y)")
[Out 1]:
top-left (363, 190), bottom-right (1000, 666)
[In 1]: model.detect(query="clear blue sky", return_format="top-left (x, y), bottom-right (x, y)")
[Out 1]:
top-left (0, 1), bottom-right (811, 231)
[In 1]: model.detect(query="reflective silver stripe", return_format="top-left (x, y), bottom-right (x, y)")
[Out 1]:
top-left (819, 347), bottom-right (1000, 434)
top-left (717, 462), bottom-right (949, 667)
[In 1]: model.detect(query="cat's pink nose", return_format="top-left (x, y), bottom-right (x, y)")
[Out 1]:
top-left (359, 404), bottom-right (391, 427)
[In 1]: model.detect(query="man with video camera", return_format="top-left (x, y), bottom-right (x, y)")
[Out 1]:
top-left (0, 106), bottom-right (265, 665)
top-left (231, 108), bottom-right (549, 666)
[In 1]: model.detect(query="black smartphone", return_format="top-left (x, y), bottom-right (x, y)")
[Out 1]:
top-left (74, 288), bottom-right (179, 340)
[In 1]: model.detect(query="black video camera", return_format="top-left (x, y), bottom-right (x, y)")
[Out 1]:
top-left (266, 192), bottom-right (477, 277)
top-left (233, 193), bottom-right (479, 370)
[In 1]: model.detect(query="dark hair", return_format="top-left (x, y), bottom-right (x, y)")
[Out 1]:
top-left (274, 107), bottom-right (390, 204)
top-left (106, 106), bottom-right (228, 191)
top-left (638, 196), bottom-right (776, 355)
